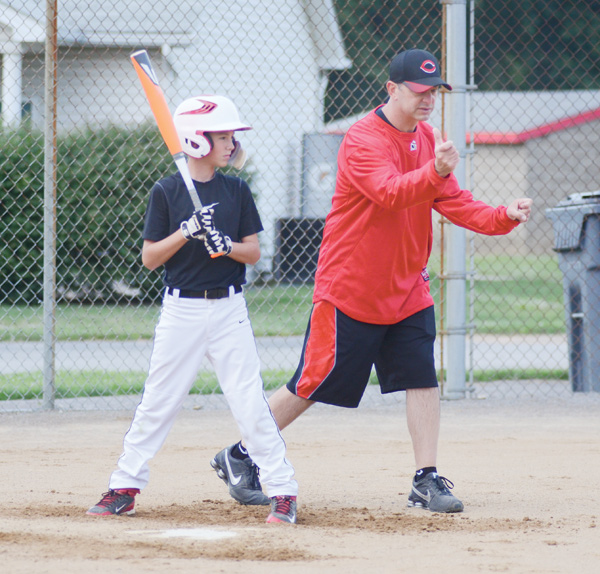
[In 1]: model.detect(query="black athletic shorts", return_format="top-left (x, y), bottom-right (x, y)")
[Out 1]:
top-left (286, 301), bottom-right (438, 408)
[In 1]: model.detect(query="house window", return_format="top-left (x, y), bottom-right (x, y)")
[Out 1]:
top-left (21, 101), bottom-right (32, 124)
top-left (0, 101), bottom-right (33, 125)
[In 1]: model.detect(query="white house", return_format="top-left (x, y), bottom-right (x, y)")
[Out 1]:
top-left (0, 3), bottom-right (44, 126)
top-left (0, 0), bottom-right (350, 272)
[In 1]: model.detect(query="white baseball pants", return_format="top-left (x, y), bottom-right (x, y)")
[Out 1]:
top-left (109, 287), bottom-right (298, 497)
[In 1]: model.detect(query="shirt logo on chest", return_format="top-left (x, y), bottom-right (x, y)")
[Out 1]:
top-left (410, 140), bottom-right (417, 152)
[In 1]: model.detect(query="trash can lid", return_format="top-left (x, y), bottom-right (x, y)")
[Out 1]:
top-left (554, 190), bottom-right (600, 208)
top-left (546, 190), bottom-right (600, 251)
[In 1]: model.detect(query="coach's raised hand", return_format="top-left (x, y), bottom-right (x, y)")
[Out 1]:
top-left (180, 202), bottom-right (217, 240)
top-left (506, 198), bottom-right (533, 223)
top-left (433, 127), bottom-right (459, 178)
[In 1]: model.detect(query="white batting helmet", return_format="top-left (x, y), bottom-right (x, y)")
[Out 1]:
top-left (173, 95), bottom-right (252, 168)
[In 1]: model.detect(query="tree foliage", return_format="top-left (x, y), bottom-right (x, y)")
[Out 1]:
top-left (326, 0), bottom-right (442, 122)
top-left (476, 0), bottom-right (600, 91)
top-left (327, 0), bottom-right (600, 121)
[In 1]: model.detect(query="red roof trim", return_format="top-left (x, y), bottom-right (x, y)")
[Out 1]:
top-left (468, 107), bottom-right (600, 145)
top-left (467, 132), bottom-right (521, 144)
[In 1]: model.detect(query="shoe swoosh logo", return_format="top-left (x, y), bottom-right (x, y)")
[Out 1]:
top-left (412, 486), bottom-right (431, 503)
top-left (115, 503), bottom-right (128, 513)
top-left (224, 455), bottom-right (243, 486)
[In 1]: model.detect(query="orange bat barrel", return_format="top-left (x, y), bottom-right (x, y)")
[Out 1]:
top-left (130, 50), bottom-right (182, 157)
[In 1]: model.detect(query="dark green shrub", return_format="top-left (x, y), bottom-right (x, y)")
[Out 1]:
top-left (1, 124), bottom-right (255, 305)
top-left (1, 125), bottom-right (171, 303)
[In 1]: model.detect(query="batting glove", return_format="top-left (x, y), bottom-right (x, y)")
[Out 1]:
top-left (204, 229), bottom-right (233, 257)
top-left (180, 203), bottom-right (217, 240)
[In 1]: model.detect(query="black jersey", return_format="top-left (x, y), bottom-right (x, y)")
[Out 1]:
top-left (142, 171), bottom-right (263, 291)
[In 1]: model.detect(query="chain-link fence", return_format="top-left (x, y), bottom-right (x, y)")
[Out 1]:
top-left (1, 0), bottom-right (599, 412)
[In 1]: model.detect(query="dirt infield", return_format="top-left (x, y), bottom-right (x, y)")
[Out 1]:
top-left (1, 392), bottom-right (599, 573)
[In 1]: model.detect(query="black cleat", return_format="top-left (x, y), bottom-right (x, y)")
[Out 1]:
top-left (211, 444), bottom-right (270, 506)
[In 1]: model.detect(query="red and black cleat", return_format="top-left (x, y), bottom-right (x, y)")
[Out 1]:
top-left (86, 489), bottom-right (140, 516)
top-left (266, 495), bottom-right (297, 524)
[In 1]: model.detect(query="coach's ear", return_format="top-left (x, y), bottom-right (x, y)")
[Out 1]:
top-left (386, 80), bottom-right (402, 101)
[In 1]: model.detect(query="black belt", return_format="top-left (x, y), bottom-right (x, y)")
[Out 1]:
top-left (166, 285), bottom-right (242, 299)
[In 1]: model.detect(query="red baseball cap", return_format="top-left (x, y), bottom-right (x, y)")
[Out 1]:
top-left (389, 49), bottom-right (452, 92)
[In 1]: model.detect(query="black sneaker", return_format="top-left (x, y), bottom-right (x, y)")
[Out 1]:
top-left (407, 472), bottom-right (464, 513)
top-left (86, 488), bottom-right (140, 516)
top-left (266, 495), bottom-right (297, 524)
top-left (211, 444), bottom-right (270, 506)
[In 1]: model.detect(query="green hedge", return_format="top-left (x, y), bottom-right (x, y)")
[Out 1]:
top-left (0, 125), bottom-right (171, 303)
top-left (0, 125), bottom-right (252, 305)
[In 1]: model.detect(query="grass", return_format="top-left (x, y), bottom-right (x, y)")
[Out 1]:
top-left (0, 367), bottom-right (568, 402)
top-left (465, 253), bottom-right (565, 334)
top-left (0, 254), bottom-right (569, 402)
top-left (0, 370), bottom-right (297, 401)
top-left (0, 254), bottom-right (565, 341)
top-left (470, 369), bottom-right (568, 382)
top-left (0, 303), bottom-right (162, 342)
top-left (243, 283), bottom-right (313, 336)
top-left (0, 286), bottom-right (314, 341)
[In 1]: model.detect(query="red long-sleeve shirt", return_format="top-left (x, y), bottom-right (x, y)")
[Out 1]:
top-left (313, 108), bottom-right (519, 325)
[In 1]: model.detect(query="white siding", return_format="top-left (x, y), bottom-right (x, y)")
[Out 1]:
top-left (167, 1), bottom-right (331, 266)
top-left (7, 0), bottom-right (349, 270)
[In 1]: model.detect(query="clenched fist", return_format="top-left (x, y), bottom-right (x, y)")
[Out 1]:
top-left (506, 198), bottom-right (533, 223)
top-left (433, 127), bottom-right (459, 177)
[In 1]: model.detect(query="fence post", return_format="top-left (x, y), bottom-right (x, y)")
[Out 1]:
top-left (441, 0), bottom-right (468, 399)
top-left (43, 0), bottom-right (58, 410)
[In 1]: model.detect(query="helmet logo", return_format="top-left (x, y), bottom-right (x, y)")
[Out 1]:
top-left (420, 60), bottom-right (436, 74)
top-left (180, 99), bottom-right (218, 115)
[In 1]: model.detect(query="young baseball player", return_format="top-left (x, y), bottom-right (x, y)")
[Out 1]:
top-left (212, 49), bottom-right (532, 513)
top-left (86, 95), bottom-right (298, 524)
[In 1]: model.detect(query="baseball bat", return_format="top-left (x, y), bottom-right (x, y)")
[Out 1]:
top-left (130, 49), bottom-right (202, 211)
